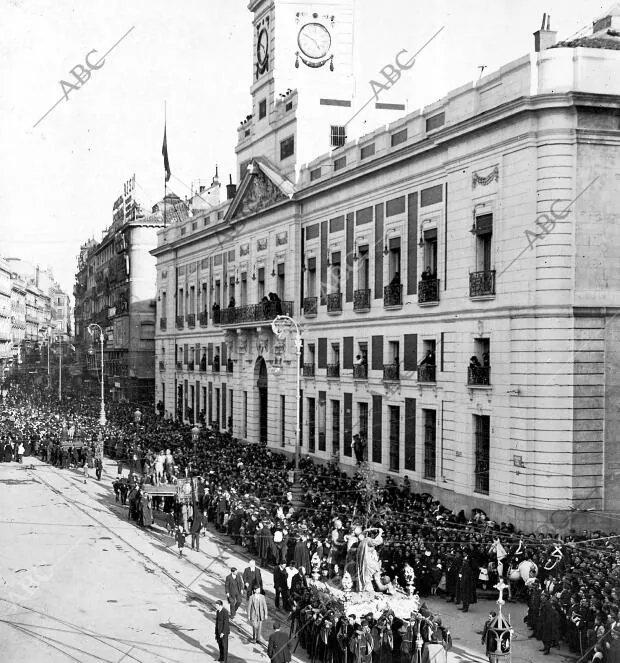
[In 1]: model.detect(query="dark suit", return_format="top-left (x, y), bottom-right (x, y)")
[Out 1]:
top-left (224, 573), bottom-right (244, 617)
top-left (243, 566), bottom-right (263, 597)
top-left (215, 607), bottom-right (230, 662)
top-left (267, 628), bottom-right (291, 663)
top-left (273, 565), bottom-right (289, 610)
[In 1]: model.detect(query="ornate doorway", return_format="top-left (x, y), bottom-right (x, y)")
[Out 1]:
top-left (255, 356), bottom-right (268, 444)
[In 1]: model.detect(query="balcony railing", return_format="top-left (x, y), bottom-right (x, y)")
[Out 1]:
top-left (383, 363), bottom-right (400, 381)
top-left (199, 312), bottom-right (209, 326)
top-left (188, 361), bottom-right (195, 371)
top-left (327, 292), bottom-right (343, 313)
top-left (159, 317), bottom-right (167, 331)
top-left (469, 270), bottom-right (496, 297)
top-left (159, 360), bottom-right (165, 371)
top-left (468, 365), bottom-right (491, 385)
top-left (216, 300), bottom-right (294, 326)
top-left (326, 363), bottom-right (340, 378)
top-left (176, 361), bottom-right (183, 370)
top-left (418, 278), bottom-right (440, 304)
top-left (353, 289), bottom-right (371, 311)
top-left (303, 297), bottom-right (318, 317)
top-left (186, 313), bottom-right (196, 328)
top-left (212, 309), bottom-right (221, 325)
top-left (212, 360), bottom-right (220, 372)
top-left (175, 315), bottom-right (184, 329)
top-left (226, 359), bottom-right (234, 373)
top-left (384, 283), bottom-right (403, 307)
top-left (353, 364), bottom-right (368, 379)
top-left (418, 364), bottom-right (436, 382)
top-left (199, 362), bottom-right (207, 372)
top-left (303, 363), bottom-right (315, 377)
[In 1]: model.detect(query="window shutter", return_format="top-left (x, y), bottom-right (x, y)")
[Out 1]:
top-left (320, 220), bottom-right (328, 305)
top-left (407, 192), bottom-right (418, 295)
top-left (299, 388), bottom-right (303, 448)
top-left (343, 337), bottom-right (354, 369)
top-left (184, 344), bottom-right (188, 364)
top-left (404, 397), bottom-right (416, 471)
top-left (345, 212), bottom-right (354, 302)
top-left (207, 343), bottom-right (213, 364)
top-left (371, 335), bottom-right (383, 371)
top-left (475, 213), bottom-right (493, 235)
top-left (221, 382), bottom-right (227, 427)
top-left (307, 257), bottom-right (316, 270)
top-left (318, 338), bottom-right (327, 368)
top-left (372, 395), bottom-right (382, 464)
top-left (343, 392), bottom-right (352, 456)
top-left (221, 342), bottom-right (227, 367)
top-left (440, 332), bottom-right (445, 371)
top-left (403, 334), bottom-right (418, 371)
top-left (374, 203), bottom-right (384, 299)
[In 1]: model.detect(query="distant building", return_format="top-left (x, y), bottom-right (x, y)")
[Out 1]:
top-left (0, 258), bottom-right (12, 375)
top-left (73, 175), bottom-right (164, 404)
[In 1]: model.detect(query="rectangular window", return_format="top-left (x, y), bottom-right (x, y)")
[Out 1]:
top-left (389, 238), bottom-right (401, 283)
top-left (259, 98), bottom-right (267, 119)
top-left (359, 402), bottom-right (369, 447)
top-left (330, 252), bottom-right (341, 293)
top-left (404, 398), bottom-right (416, 471)
top-left (243, 391), bottom-right (248, 438)
top-left (310, 168), bottom-right (322, 182)
top-left (257, 267), bottom-right (265, 300)
top-left (420, 184), bottom-right (443, 207)
top-left (277, 263), bottom-right (285, 300)
top-left (423, 409), bottom-right (436, 480)
top-left (280, 135), bottom-right (295, 160)
top-left (425, 112), bottom-right (445, 132)
top-left (318, 391), bottom-right (326, 451)
top-left (330, 125), bottom-right (347, 147)
top-left (306, 258), bottom-right (317, 297)
top-left (474, 414), bottom-right (490, 494)
top-left (360, 143), bottom-right (375, 159)
top-left (308, 397), bottom-right (316, 453)
top-left (329, 216), bottom-right (344, 233)
top-left (389, 405), bottom-right (400, 472)
top-left (357, 245), bottom-right (369, 290)
top-left (391, 128), bottom-right (408, 146)
top-left (285, 100), bottom-right (293, 111)
top-left (475, 214), bottom-right (493, 271)
top-left (334, 156), bottom-right (346, 171)
top-left (281, 395), bottom-right (286, 447)
top-left (372, 395), bottom-right (382, 464)
top-left (332, 400), bottom-right (340, 454)
top-left (240, 272), bottom-right (247, 306)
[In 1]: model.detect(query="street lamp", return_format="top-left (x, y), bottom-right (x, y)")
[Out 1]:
top-left (87, 323), bottom-right (107, 426)
top-left (271, 315), bottom-right (302, 473)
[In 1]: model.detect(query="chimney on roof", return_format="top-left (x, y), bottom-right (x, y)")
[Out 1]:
top-left (226, 174), bottom-right (237, 200)
top-left (534, 13), bottom-right (557, 52)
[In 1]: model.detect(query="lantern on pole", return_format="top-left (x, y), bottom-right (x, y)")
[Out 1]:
top-left (484, 579), bottom-right (513, 662)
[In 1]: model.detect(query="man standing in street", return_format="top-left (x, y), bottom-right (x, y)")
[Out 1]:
top-left (214, 599), bottom-right (230, 663)
top-left (190, 507), bottom-right (203, 551)
top-left (243, 559), bottom-right (263, 599)
top-left (267, 621), bottom-right (291, 663)
top-left (225, 567), bottom-right (244, 619)
top-left (273, 561), bottom-right (289, 612)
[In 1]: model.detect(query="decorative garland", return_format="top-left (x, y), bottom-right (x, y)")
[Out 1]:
top-left (472, 166), bottom-right (499, 189)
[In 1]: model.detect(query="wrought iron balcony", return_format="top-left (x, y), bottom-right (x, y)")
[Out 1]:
top-left (176, 361), bottom-right (183, 370)
top-left (226, 358), bottom-right (234, 373)
top-left (188, 361), bottom-right (195, 371)
top-left (469, 270), bottom-right (496, 297)
top-left (217, 300), bottom-right (294, 326)
top-left (186, 313), bottom-right (196, 328)
top-left (383, 363), bottom-right (400, 381)
top-left (353, 289), bottom-right (371, 311)
top-left (383, 283), bottom-right (403, 307)
top-left (303, 297), bottom-right (318, 317)
top-left (326, 363), bottom-right (340, 378)
top-left (199, 312), bottom-right (209, 327)
top-left (175, 315), bottom-right (184, 329)
top-left (212, 359), bottom-right (221, 372)
top-left (199, 362), bottom-right (207, 372)
top-left (159, 317), bottom-right (167, 331)
top-left (303, 363), bottom-right (315, 377)
top-left (418, 364), bottom-right (436, 382)
top-left (159, 360), bottom-right (165, 371)
top-left (468, 365), bottom-right (491, 386)
top-left (327, 292), bottom-right (343, 313)
top-left (353, 364), bottom-right (368, 379)
top-left (212, 309), bottom-right (221, 325)
top-left (418, 278), bottom-right (440, 304)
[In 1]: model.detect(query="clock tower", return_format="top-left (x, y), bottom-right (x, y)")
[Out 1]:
top-left (238, 0), bottom-right (359, 183)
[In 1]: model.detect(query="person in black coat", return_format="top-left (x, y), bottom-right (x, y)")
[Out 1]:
top-left (215, 600), bottom-right (230, 663)
top-left (458, 555), bottom-right (473, 613)
top-left (267, 621), bottom-right (291, 663)
top-left (224, 567), bottom-right (244, 618)
top-left (273, 562), bottom-right (289, 611)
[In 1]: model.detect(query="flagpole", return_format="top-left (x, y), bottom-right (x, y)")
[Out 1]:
top-left (164, 101), bottom-right (167, 228)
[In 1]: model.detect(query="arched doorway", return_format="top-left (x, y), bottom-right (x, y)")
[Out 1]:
top-left (255, 356), bottom-right (268, 444)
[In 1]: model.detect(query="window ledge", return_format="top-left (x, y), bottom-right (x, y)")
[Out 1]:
top-left (418, 300), bottom-right (439, 308)
top-left (353, 307), bottom-right (371, 313)
top-left (383, 304), bottom-right (403, 311)
top-left (467, 383), bottom-right (492, 390)
top-left (417, 381), bottom-right (437, 386)
top-left (470, 295), bottom-right (496, 302)
top-left (327, 310), bottom-right (343, 316)
top-left (303, 312), bottom-right (317, 318)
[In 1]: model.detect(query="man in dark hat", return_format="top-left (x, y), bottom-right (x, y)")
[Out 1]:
top-left (224, 567), bottom-right (244, 619)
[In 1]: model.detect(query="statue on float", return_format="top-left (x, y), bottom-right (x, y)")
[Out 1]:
top-left (356, 527), bottom-right (384, 592)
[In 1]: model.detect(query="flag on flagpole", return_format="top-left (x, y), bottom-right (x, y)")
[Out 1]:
top-left (162, 124), bottom-right (171, 182)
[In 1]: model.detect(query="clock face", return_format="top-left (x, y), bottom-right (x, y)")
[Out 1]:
top-left (297, 22), bottom-right (331, 59)
top-left (257, 28), bottom-right (269, 66)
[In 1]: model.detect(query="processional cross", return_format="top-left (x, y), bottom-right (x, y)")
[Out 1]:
top-left (494, 579), bottom-right (508, 606)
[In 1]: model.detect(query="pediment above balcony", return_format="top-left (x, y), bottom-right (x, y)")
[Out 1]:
top-left (225, 158), bottom-right (295, 222)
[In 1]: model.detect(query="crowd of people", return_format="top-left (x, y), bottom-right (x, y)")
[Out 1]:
top-left (1, 377), bottom-right (620, 661)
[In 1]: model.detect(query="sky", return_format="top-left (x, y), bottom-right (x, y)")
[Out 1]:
top-left (0, 0), bottom-right (610, 297)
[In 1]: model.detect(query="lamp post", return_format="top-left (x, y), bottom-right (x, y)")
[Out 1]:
top-left (87, 323), bottom-right (107, 426)
top-left (271, 315), bottom-right (302, 473)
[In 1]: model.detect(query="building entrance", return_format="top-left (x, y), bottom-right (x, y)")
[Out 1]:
top-left (255, 356), bottom-right (268, 444)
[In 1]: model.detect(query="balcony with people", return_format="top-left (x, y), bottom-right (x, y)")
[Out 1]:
top-left (215, 292), bottom-right (293, 326)
top-left (418, 347), bottom-right (436, 383)
top-left (418, 266), bottom-right (439, 304)
top-left (353, 352), bottom-right (368, 379)
top-left (468, 353), bottom-right (490, 386)
top-left (384, 272), bottom-right (403, 308)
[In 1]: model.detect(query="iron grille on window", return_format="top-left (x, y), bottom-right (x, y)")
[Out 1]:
top-left (424, 412), bottom-right (437, 480)
top-left (187, 361), bottom-right (194, 371)
top-left (353, 289), bottom-right (371, 311)
top-left (186, 313), bottom-right (196, 328)
top-left (175, 315), bottom-right (184, 329)
top-left (474, 415), bottom-right (490, 494)
top-left (199, 312), bottom-right (209, 326)
top-left (389, 406), bottom-right (400, 472)
top-left (384, 284), bottom-right (403, 307)
top-left (327, 363), bottom-right (340, 378)
top-left (383, 363), bottom-right (400, 381)
top-left (469, 270), bottom-right (496, 297)
top-left (303, 363), bottom-right (315, 377)
top-left (327, 292), bottom-right (342, 312)
top-left (304, 297), bottom-right (318, 316)
top-left (330, 125), bottom-right (347, 147)
top-left (418, 364), bottom-right (436, 382)
top-left (468, 365), bottom-right (491, 385)
top-left (418, 278), bottom-right (440, 303)
top-left (353, 364), bottom-right (368, 379)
